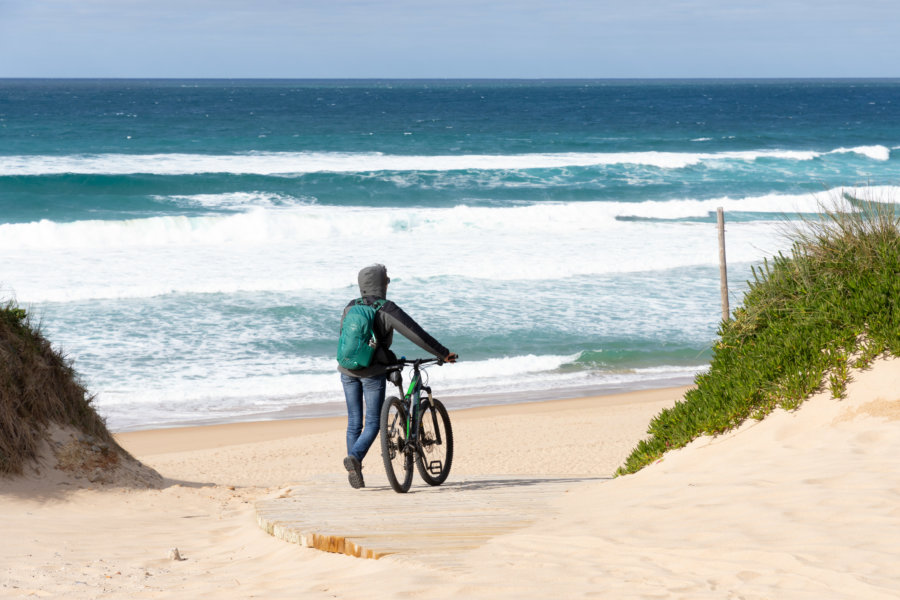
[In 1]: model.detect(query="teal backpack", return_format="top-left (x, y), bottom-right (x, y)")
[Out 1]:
top-left (337, 298), bottom-right (387, 370)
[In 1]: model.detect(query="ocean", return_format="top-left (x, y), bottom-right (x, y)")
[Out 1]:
top-left (2, 78), bottom-right (899, 431)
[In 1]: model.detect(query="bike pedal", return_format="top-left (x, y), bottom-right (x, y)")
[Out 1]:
top-left (428, 460), bottom-right (443, 475)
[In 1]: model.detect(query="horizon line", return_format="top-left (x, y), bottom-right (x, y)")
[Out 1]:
top-left (2, 76), bottom-right (900, 82)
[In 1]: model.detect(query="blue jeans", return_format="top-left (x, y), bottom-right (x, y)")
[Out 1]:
top-left (341, 373), bottom-right (386, 462)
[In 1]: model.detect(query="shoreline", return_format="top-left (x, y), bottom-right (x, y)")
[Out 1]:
top-left (108, 372), bottom-right (698, 433)
top-left (114, 383), bottom-right (691, 457)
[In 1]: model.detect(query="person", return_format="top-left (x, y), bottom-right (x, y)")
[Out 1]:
top-left (337, 264), bottom-right (457, 489)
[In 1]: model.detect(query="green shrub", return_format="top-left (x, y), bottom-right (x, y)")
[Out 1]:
top-left (617, 195), bottom-right (900, 475)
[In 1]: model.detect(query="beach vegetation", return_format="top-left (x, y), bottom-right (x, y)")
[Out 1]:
top-left (618, 195), bottom-right (900, 475)
top-left (0, 301), bottom-right (129, 476)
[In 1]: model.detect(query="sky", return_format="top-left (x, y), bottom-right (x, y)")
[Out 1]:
top-left (0, 0), bottom-right (897, 78)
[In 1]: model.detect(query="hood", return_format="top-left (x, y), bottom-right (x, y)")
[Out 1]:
top-left (357, 264), bottom-right (390, 298)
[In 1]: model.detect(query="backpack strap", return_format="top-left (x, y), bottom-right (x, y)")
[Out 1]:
top-left (368, 299), bottom-right (386, 347)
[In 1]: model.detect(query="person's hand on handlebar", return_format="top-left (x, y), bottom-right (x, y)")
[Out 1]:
top-left (444, 353), bottom-right (458, 363)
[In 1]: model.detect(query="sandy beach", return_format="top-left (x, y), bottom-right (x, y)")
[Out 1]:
top-left (3, 358), bottom-right (900, 598)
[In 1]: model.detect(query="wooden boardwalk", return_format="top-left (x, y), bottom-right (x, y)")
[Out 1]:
top-left (256, 471), bottom-right (604, 562)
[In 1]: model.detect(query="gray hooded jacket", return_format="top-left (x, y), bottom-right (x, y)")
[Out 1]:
top-left (337, 264), bottom-right (449, 378)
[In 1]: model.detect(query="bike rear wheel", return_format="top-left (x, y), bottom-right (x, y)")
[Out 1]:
top-left (380, 395), bottom-right (414, 493)
top-left (416, 397), bottom-right (453, 486)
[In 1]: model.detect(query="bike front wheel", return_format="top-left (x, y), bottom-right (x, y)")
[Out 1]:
top-left (380, 395), bottom-right (414, 493)
top-left (416, 397), bottom-right (453, 486)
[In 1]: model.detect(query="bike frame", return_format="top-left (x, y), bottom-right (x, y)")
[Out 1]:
top-left (394, 358), bottom-right (443, 452)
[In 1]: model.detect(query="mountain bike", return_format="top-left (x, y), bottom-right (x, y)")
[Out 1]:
top-left (380, 357), bottom-right (454, 493)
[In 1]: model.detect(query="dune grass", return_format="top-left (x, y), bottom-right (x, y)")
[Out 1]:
top-left (618, 197), bottom-right (900, 475)
top-left (0, 302), bottom-right (124, 476)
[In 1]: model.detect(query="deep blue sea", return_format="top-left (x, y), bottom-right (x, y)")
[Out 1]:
top-left (2, 79), bottom-right (899, 431)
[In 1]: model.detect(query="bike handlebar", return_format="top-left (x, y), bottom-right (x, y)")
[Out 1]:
top-left (389, 356), bottom-right (446, 369)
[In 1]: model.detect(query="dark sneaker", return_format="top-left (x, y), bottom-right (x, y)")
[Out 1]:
top-left (343, 455), bottom-right (365, 489)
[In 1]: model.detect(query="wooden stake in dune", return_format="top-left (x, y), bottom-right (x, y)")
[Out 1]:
top-left (717, 207), bottom-right (729, 322)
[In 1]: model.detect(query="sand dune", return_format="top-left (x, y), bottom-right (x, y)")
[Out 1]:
top-left (2, 359), bottom-right (899, 598)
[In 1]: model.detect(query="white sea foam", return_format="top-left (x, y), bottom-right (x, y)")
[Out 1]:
top-left (4, 185), bottom-right (890, 253)
top-left (0, 147), bottom-right (859, 177)
top-left (828, 145), bottom-right (892, 161)
top-left (101, 353), bottom-right (571, 407)
top-left (9, 186), bottom-right (897, 303)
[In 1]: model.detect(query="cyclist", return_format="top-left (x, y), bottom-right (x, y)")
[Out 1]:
top-left (338, 264), bottom-right (457, 489)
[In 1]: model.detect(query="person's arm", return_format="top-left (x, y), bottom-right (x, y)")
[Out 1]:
top-left (380, 302), bottom-right (452, 360)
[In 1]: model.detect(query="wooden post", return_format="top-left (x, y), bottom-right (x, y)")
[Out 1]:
top-left (717, 207), bottom-right (729, 321)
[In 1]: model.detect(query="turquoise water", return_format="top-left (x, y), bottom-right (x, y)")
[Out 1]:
top-left (2, 79), bottom-right (899, 430)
